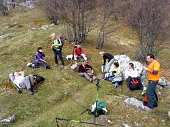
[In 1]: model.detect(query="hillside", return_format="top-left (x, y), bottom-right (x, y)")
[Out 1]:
top-left (0, 6), bottom-right (170, 127)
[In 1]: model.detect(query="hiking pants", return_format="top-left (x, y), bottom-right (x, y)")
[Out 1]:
top-left (78, 70), bottom-right (92, 81)
top-left (19, 74), bottom-right (34, 89)
top-left (104, 58), bottom-right (115, 73)
top-left (126, 76), bottom-right (143, 90)
top-left (38, 61), bottom-right (46, 67)
top-left (74, 54), bottom-right (87, 61)
top-left (146, 80), bottom-right (158, 108)
top-left (53, 50), bottom-right (64, 65)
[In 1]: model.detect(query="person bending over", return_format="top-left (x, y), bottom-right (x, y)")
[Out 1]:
top-left (99, 51), bottom-right (115, 73)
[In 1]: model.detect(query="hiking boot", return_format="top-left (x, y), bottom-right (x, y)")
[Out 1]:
top-left (89, 78), bottom-right (93, 83)
top-left (31, 87), bottom-right (37, 93)
top-left (55, 64), bottom-right (58, 67)
top-left (60, 65), bottom-right (64, 70)
top-left (28, 89), bottom-right (33, 95)
top-left (93, 76), bottom-right (98, 81)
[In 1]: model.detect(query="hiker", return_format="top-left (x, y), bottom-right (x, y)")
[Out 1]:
top-left (99, 51), bottom-right (115, 73)
top-left (34, 47), bottom-right (48, 69)
top-left (143, 54), bottom-right (160, 109)
top-left (73, 43), bottom-right (87, 64)
top-left (51, 33), bottom-right (64, 68)
top-left (104, 61), bottom-right (122, 87)
top-left (125, 63), bottom-right (143, 91)
top-left (10, 72), bottom-right (36, 95)
top-left (78, 60), bottom-right (97, 82)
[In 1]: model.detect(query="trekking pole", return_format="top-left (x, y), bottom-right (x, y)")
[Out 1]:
top-left (94, 78), bottom-right (101, 124)
top-left (56, 117), bottom-right (104, 126)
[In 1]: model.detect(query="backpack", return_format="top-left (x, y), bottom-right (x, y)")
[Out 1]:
top-left (131, 78), bottom-right (139, 84)
top-left (142, 92), bottom-right (158, 107)
top-left (91, 100), bottom-right (107, 117)
top-left (33, 74), bottom-right (45, 85)
top-left (59, 36), bottom-right (64, 48)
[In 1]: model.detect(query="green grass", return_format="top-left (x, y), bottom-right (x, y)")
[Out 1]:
top-left (1, 7), bottom-right (170, 127)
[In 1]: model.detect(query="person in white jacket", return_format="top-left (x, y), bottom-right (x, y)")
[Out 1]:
top-left (125, 63), bottom-right (143, 91)
top-left (9, 71), bottom-right (36, 95)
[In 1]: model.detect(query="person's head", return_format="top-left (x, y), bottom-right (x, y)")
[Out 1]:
top-left (99, 51), bottom-right (104, 56)
top-left (82, 60), bottom-right (87, 65)
top-left (37, 47), bottom-right (43, 52)
top-left (77, 43), bottom-right (81, 48)
top-left (146, 54), bottom-right (155, 63)
top-left (51, 33), bottom-right (56, 40)
top-left (129, 63), bottom-right (134, 70)
top-left (113, 61), bottom-right (119, 68)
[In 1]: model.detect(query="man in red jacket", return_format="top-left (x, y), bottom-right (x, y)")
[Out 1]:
top-left (74, 44), bottom-right (87, 64)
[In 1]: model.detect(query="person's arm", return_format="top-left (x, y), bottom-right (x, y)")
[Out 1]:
top-left (143, 66), bottom-right (159, 74)
top-left (103, 56), bottom-right (106, 65)
top-left (81, 48), bottom-right (86, 55)
top-left (74, 48), bottom-right (77, 56)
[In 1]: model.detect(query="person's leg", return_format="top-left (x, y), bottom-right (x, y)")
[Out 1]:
top-left (146, 81), bottom-right (157, 109)
top-left (28, 74), bottom-right (37, 92)
top-left (78, 72), bottom-right (92, 82)
top-left (38, 61), bottom-right (46, 68)
top-left (136, 77), bottom-right (143, 90)
top-left (126, 76), bottom-right (132, 89)
top-left (81, 54), bottom-right (87, 61)
top-left (54, 50), bottom-right (58, 65)
top-left (20, 76), bottom-right (33, 95)
top-left (57, 50), bottom-right (64, 66)
top-left (104, 58), bottom-right (115, 73)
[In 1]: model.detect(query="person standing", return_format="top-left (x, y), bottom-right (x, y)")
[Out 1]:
top-left (51, 33), bottom-right (64, 69)
top-left (99, 51), bottom-right (115, 73)
top-left (143, 54), bottom-right (160, 109)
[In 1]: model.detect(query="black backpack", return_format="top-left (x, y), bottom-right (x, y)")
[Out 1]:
top-left (33, 74), bottom-right (45, 85)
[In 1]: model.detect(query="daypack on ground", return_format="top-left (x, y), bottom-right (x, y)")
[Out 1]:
top-left (91, 100), bottom-right (107, 117)
top-left (142, 92), bottom-right (158, 107)
top-left (33, 74), bottom-right (45, 85)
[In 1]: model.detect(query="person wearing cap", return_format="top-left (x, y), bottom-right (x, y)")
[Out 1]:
top-left (78, 60), bottom-right (97, 82)
top-left (51, 33), bottom-right (64, 68)
top-left (34, 47), bottom-right (47, 69)
top-left (99, 51), bottom-right (115, 73)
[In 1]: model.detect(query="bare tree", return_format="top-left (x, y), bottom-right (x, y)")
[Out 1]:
top-left (39, 0), bottom-right (98, 43)
top-left (95, 0), bottom-right (116, 49)
top-left (122, 0), bottom-right (170, 62)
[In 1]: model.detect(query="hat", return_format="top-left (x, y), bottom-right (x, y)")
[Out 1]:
top-left (51, 33), bottom-right (56, 37)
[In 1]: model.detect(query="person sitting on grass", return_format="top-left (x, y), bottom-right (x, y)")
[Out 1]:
top-left (125, 62), bottom-right (143, 91)
top-left (34, 47), bottom-right (48, 69)
top-left (104, 61), bottom-right (122, 88)
top-left (9, 71), bottom-right (36, 95)
top-left (74, 43), bottom-right (87, 64)
top-left (78, 60), bottom-right (97, 82)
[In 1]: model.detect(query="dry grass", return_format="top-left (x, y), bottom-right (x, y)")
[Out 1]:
top-left (0, 7), bottom-right (170, 127)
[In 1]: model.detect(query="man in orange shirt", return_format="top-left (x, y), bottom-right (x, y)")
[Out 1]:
top-left (143, 54), bottom-right (160, 109)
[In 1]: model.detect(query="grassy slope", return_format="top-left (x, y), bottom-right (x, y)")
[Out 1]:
top-left (0, 7), bottom-right (170, 127)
